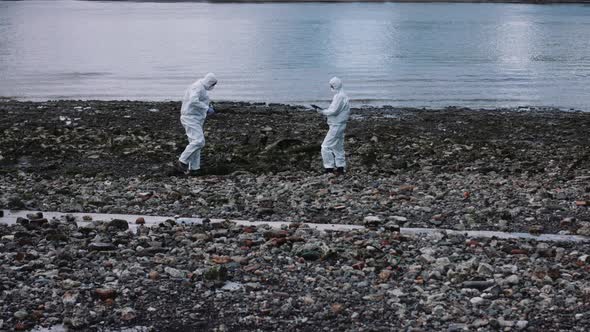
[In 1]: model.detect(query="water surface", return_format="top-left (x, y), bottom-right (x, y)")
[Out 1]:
top-left (1, 1), bottom-right (590, 109)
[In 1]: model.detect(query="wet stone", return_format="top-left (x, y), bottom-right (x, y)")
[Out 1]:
top-left (108, 219), bottom-right (129, 231)
top-left (462, 281), bottom-right (495, 290)
top-left (89, 242), bottom-right (117, 251)
top-left (95, 288), bottom-right (117, 300)
top-left (14, 310), bottom-right (28, 320)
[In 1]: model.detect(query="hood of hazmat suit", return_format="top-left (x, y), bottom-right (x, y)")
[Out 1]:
top-left (180, 73), bottom-right (218, 121)
top-left (321, 77), bottom-right (350, 125)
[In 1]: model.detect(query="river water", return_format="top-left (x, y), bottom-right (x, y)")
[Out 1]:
top-left (1, 1), bottom-right (589, 109)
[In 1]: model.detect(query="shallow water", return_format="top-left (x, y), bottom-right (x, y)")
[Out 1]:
top-left (1, 1), bottom-right (590, 109)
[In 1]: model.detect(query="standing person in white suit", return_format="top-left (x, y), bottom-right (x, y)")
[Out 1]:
top-left (176, 73), bottom-right (217, 175)
top-left (318, 77), bottom-right (350, 176)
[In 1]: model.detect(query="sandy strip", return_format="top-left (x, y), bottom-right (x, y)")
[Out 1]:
top-left (2, 209), bottom-right (588, 242)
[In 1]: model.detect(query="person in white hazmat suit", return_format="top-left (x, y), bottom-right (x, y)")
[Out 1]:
top-left (176, 73), bottom-right (217, 175)
top-left (318, 77), bottom-right (350, 175)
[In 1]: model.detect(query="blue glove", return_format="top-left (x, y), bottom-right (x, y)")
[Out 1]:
top-left (207, 106), bottom-right (215, 115)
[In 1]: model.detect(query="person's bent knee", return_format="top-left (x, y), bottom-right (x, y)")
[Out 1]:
top-left (189, 141), bottom-right (205, 149)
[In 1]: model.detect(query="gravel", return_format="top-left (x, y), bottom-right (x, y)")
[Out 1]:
top-left (1, 100), bottom-right (590, 330)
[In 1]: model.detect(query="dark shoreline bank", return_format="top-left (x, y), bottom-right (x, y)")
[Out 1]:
top-left (87, 0), bottom-right (590, 4)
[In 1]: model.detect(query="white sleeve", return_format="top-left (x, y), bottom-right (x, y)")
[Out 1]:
top-left (321, 94), bottom-right (344, 117)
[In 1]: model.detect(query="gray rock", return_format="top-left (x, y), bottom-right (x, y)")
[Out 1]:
top-left (391, 216), bottom-right (408, 223)
top-left (505, 275), bottom-right (520, 285)
top-left (26, 212), bottom-right (43, 220)
top-left (120, 307), bottom-right (137, 321)
top-left (363, 215), bottom-right (381, 227)
top-left (430, 219), bottom-right (443, 226)
top-left (221, 281), bottom-right (243, 291)
top-left (516, 320), bottom-right (528, 329)
top-left (14, 310), bottom-right (28, 320)
top-left (477, 263), bottom-right (494, 276)
top-left (89, 242), bottom-right (117, 251)
top-left (472, 319), bottom-right (489, 327)
top-left (108, 219), bottom-right (129, 231)
top-left (498, 318), bottom-right (514, 327)
top-left (462, 281), bottom-right (495, 290)
top-left (384, 221), bottom-right (400, 232)
top-left (448, 323), bottom-right (468, 332)
top-left (164, 267), bottom-right (189, 278)
top-left (470, 297), bottom-right (484, 306)
top-left (62, 291), bottom-right (79, 305)
top-left (577, 225), bottom-right (590, 236)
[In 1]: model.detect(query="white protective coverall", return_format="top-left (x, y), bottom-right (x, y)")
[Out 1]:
top-left (178, 73), bottom-right (217, 171)
top-left (320, 77), bottom-right (350, 169)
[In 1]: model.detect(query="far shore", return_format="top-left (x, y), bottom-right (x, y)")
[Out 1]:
top-left (88, 0), bottom-right (590, 4)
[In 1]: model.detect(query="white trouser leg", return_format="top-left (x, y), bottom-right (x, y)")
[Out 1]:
top-left (179, 116), bottom-right (205, 171)
top-left (334, 126), bottom-right (346, 168)
top-left (321, 123), bottom-right (346, 169)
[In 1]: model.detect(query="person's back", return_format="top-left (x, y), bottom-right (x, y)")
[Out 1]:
top-left (325, 83), bottom-right (350, 125)
top-left (180, 74), bottom-right (216, 121)
top-left (180, 81), bottom-right (203, 116)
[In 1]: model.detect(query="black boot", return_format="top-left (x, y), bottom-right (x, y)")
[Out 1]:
top-left (324, 168), bottom-right (334, 174)
top-left (175, 160), bottom-right (189, 174)
top-left (335, 167), bottom-right (345, 176)
top-left (188, 169), bottom-right (203, 176)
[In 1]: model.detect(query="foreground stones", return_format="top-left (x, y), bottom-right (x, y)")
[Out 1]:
top-left (1, 218), bottom-right (590, 331)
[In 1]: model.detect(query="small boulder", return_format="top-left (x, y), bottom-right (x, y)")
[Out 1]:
top-left (364, 216), bottom-right (381, 228)
top-left (95, 288), bottom-right (117, 301)
top-left (108, 219), bottom-right (129, 231)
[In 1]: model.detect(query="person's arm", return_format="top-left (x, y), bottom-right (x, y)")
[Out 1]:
top-left (321, 94), bottom-right (344, 117)
top-left (189, 86), bottom-right (210, 111)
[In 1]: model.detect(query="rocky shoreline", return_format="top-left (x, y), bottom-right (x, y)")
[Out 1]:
top-left (1, 100), bottom-right (589, 234)
top-left (1, 100), bottom-right (590, 331)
